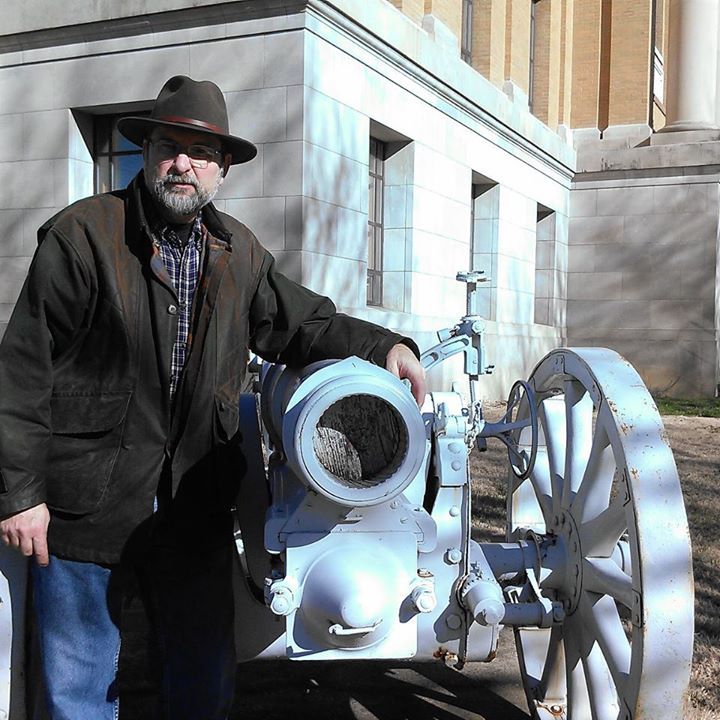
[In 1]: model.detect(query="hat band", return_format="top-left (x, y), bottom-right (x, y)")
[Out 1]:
top-left (155, 115), bottom-right (226, 135)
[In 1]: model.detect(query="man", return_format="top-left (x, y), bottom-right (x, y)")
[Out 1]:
top-left (0, 76), bottom-right (425, 720)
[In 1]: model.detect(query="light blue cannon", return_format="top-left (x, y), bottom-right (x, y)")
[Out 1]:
top-left (0, 274), bottom-right (695, 720)
top-left (233, 272), bottom-right (695, 720)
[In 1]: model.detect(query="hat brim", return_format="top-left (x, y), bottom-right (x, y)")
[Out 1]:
top-left (117, 116), bottom-right (257, 165)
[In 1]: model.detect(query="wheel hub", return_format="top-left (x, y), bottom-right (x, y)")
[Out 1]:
top-left (547, 510), bottom-right (583, 615)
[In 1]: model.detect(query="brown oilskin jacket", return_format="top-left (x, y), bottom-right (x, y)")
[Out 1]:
top-left (0, 173), bottom-right (411, 564)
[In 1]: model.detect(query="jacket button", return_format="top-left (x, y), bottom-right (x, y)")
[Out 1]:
top-left (168, 304), bottom-right (178, 315)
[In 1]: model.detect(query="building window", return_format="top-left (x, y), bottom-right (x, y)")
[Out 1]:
top-left (534, 204), bottom-right (557, 326)
top-left (94, 112), bottom-right (149, 193)
top-left (461, 0), bottom-right (473, 64)
top-left (653, 48), bottom-right (664, 105)
top-left (529, 0), bottom-right (540, 113)
top-left (367, 137), bottom-right (385, 307)
top-left (652, 0), bottom-right (665, 107)
top-left (470, 179), bottom-right (499, 320)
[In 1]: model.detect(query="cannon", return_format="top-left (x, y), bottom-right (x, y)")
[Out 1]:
top-left (233, 271), bottom-right (694, 720)
top-left (0, 273), bottom-right (694, 719)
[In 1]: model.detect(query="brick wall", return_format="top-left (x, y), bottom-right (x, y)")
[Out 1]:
top-left (531, 0), bottom-right (562, 129)
top-left (505, 0), bottom-right (531, 95)
top-left (569, 1), bottom-right (602, 129)
top-left (472, 0), bottom-right (506, 88)
top-left (607, 0), bottom-right (652, 126)
top-left (385, 0), bottom-right (655, 136)
top-left (424, 0), bottom-right (462, 43)
top-left (389, 0), bottom-right (424, 25)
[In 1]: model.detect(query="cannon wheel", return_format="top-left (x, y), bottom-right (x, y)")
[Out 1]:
top-left (507, 348), bottom-right (694, 720)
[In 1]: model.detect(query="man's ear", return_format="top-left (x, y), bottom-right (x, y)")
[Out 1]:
top-left (221, 154), bottom-right (231, 179)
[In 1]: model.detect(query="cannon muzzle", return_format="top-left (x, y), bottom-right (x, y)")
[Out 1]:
top-left (260, 357), bottom-right (426, 507)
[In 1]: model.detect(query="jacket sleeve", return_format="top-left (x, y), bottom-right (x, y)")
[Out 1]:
top-left (0, 227), bottom-right (92, 516)
top-left (248, 252), bottom-right (419, 367)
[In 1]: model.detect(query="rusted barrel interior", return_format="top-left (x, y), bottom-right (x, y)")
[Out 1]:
top-left (311, 394), bottom-right (409, 488)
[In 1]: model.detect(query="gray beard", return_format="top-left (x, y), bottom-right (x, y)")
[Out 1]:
top-left (149, 172), bottom-right (221, 219)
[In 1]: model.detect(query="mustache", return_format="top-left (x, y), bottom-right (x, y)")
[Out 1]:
top-left (160, 174), bottom-right (200, 190)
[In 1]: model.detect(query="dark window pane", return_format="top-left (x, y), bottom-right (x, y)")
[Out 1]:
top-left (114, 124), bottom-right (142, 152)
top-left (367, 136), bottom-right (386, 307)
top-left (94, 111), bottom-right (149, 192)
top-left (462, 0), bottom-right (473, 63)
top-left (94, 116), bottom-right (111, 155)
top-left (115, 154), bottom-right (144, 189)
top-left (374, 182), bottom-right (383, 222)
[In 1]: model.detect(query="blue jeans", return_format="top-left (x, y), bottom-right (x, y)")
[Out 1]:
top-left (31, 542), bottom-right (236, 720)
top-left (32, 558), bottom-right (120, 720)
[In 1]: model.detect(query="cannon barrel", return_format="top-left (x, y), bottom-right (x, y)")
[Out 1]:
top-left (259, 357), bottom-right (426, 507)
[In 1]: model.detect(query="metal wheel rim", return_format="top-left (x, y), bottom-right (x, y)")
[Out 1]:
top-left (507, 348), bottom-right (694, 720)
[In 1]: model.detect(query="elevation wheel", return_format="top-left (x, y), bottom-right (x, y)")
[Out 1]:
top-left (507, 348), bottom-right (694, 720)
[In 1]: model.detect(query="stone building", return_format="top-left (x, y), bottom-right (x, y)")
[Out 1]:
top-left (0, 0), bottom-right (718, 397)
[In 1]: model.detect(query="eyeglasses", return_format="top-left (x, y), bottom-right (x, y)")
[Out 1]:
top-left (151, 139), bottom-right (224, 168)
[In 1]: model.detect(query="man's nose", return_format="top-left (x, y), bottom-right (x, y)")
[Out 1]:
top-left (173, 153), bottom-right (193, 173)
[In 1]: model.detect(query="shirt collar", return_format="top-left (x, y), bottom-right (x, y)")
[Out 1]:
top-left (158, 213), bottom-right (204, 251)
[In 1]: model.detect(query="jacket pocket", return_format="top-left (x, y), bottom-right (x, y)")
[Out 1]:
top-left (46, 391), bottom-right (131, 514)
top-left (214, 395), bottom-right (240, 444)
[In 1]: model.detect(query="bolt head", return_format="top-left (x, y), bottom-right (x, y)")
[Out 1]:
top-left (413, 589), bottom-right (437, 613)
top-left (270, 592), bottom-right (293, 616)
top-left (446, 613), bottom-right (462, 630)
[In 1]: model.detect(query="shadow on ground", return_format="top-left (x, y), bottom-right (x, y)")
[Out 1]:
top-left (119, 597), bottom-right (530, 720)
top-left (230, 631), bottom-right (529, 720)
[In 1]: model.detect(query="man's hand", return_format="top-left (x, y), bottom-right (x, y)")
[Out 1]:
top-left (385, 343), bottom-right (427, 406)
top-left (0, 503), bottom-right (50, 567)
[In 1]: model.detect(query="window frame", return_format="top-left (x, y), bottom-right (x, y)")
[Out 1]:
top-left (93, 111), bottom-right (149, 194)
top-left (367, 137), bottom-right (386, 307)
top-left (461, 0), bottom-right (473, 65)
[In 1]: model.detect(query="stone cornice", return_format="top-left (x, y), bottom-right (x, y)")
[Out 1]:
top-left (0, 1), bottom-right (306, 53)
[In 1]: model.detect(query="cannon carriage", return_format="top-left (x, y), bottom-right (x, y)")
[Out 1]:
top-left (233, 272), bottom-right (694, 720)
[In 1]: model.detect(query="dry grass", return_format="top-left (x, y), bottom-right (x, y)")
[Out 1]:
top-left (470, 404), bottom-right (720, 718)
top-left (666, 415), bottom-right (720, 719)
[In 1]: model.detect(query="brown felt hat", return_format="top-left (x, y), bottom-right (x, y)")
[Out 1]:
top-left (117, 76), bottom-right (257, 165)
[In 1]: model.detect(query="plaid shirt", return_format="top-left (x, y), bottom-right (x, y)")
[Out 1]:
top-left (153, 214), bottom-right (204, 397)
